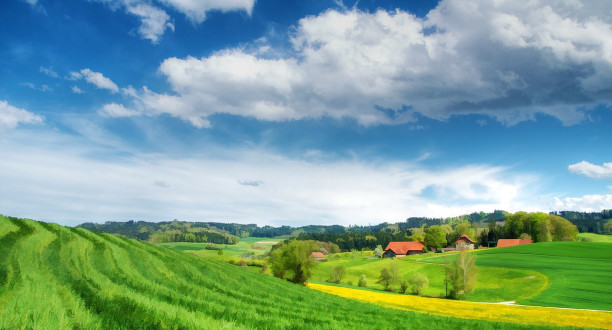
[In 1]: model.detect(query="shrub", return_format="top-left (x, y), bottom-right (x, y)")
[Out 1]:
top-left (327, 266), bottom-right (345, 284)
top-left (358, 275), bottom-right (367, 287)
top-left (408, 273), bottom-right (429, 296)
top-left (217, 249), bottom-right (223, 256)
top-left (400, 281), bottom-right (408, 294)
top-left (261, 261), bottom-right (268, 273)
top-left (239, 259), bottom-right (247, 267)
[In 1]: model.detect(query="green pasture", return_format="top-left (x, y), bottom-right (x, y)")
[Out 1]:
top-left (312, 252), bottom-right (547, 302)
top-left (425, 242), bottom-right (612, 310)
top-left (1, 215), bottom-right (560, 329)
top-left (160, 236), bottom-right (282, 261)
top-left (578, 232), bottom-right (612, 243)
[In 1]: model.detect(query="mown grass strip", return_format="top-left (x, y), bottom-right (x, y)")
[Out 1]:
top-left (307, 282), bottom-right (612, 329)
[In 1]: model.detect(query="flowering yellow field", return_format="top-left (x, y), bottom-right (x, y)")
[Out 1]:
top-left (307, 283), bottom-right (612, 329)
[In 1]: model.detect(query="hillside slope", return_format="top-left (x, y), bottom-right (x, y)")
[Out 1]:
top-left (0, 216), bottom-right (551, 329)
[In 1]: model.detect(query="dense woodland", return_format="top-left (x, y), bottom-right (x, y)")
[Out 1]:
top-left (78, 209), bottom-right (608, 248)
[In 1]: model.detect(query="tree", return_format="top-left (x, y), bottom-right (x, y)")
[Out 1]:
top-left (269, 240), bottom-right (319, 284)
top-left (327, 266), bottom-right (345, 284)
top-left (399, 281), bottom-right (409, 294)
top-left (425, 225), bottom-right (447, 250)
top-left (377, 268), bottom-right (392, 291)
top-left (604, 219), bottom-right (612, 234)
top-left (444, 258), bottom-right (460, 299)
top-left (217, 249), bottom-right (224, 256)
top-left (408, 273), bottom-right (429, 296)
top-left (454, 250), bottom-right (478, 296)
top-left (409, 231), bottom-right (425, 243)
top-left (374, 244), bottom-right (384, 258)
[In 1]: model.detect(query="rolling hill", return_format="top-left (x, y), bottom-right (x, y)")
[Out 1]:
top-left (0, 215), bottom-right (554, 329)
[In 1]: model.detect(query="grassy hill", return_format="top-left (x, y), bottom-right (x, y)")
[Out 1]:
top-left (0, 215), bottom-right (553, 329)
top-left (425, 242), bottom-right (612, 311)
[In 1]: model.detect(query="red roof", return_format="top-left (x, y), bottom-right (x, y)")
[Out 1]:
top-left (496, 239), bottom-right (532, 248)
top-left (455, 234), bottom-right (475, 244)
top-left (384, 242), bottom-right (425, 255)
top-left (311, 252), bottom-right (326, 258)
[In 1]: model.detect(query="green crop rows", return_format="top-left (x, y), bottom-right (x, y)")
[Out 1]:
top-left (0, 216), bottom-right (562, 329)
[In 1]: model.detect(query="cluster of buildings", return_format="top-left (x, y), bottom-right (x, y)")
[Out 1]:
top-left (381, 235), bottom-right (533, 258)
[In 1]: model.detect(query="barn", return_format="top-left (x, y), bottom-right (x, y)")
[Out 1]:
top-left (455, 234), bottom-right (475, 251)
top-left (383, 241), bottom-right (425, 258)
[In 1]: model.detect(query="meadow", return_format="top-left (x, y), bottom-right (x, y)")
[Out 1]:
top-left (578, 233), bottom-right (612, 243)
top-left (311, 251), bottom-right (548, 303)
top-left (1, 215), bottom-right (556, 329)
top-left (424, 242), bottom-right (612, 311)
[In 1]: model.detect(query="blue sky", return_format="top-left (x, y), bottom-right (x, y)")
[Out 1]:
top-left (1, 0), bottom-right (611, 226)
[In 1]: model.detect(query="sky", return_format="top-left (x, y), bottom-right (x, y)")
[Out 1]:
top-left (1, 0), bottom-right (611, 227)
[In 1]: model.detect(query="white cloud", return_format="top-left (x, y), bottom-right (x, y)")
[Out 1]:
top-left (20, 82), bottom-right (51, 92)
top-left (92, 0), bottom-right (254, 43)
top-left (115, 1), bottom-right (612, 127)
top-left (160, 0), bottom-right (255, 23)
top-left (125, 3), bottom-right (172, 43)
top-left (0, 100), bottom-right (43, 130)
top-left (71, 69), bottom-right (119, 93)
top-left (100, 103), bottom-right (141, 117)
top-left (568, 161), bottom-right (612, 179)
top-left (39, 66), bottom-right (58, 78)
top-left (72, 86), bottom-right (84, 94)
top-left (553, 194), bottom-right (612, 212)
top-left (0, 127), bottom-right (539, 226)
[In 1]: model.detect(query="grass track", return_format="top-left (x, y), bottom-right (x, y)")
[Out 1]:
top-left (0, 216), bottom-right (564, 329)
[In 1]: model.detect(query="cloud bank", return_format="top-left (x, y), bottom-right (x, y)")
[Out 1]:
top-left (107, 0), bottom-right (612, 127)
top-left (0, 128), bottom-right (541, 226)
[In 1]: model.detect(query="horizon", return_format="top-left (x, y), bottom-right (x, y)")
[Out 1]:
top-left (1, 0), bottom-right (611, 227)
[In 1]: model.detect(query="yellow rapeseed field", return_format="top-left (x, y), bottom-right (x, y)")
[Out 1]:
top-left (307, 283), bottom-right (612, 329)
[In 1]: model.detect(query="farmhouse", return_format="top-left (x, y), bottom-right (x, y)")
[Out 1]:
top-left (383, 241), bottom-right (425, 258)
top-left (496, 238), bottom-right (532, 248)
top-left (311, 251), bottom-right (326, 261)
top-left (455, 234), bottom-right (475, 251)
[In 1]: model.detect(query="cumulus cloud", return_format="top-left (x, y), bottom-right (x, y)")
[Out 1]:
top-left (126, 3), bottom-right (173, 43)
top-left (71, 69), bottom-right (119, 93)
top-left (568, 161), bottom-right (612, 179)
top-left (112, 0), bottom-right (612, 127)
top-left (0, 128), bottom-right (538, 226)
top-left (92, 0), bottom-right (254, 43)
top-left (71, 86), bottom-right (84, 94)
top-left (0, 100), bottom-right (43, 129)
top-left (553, 194), bottom-right (612, 212)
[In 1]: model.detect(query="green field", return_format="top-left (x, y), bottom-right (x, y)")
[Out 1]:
top-left (578, 233), bottom-right (612, 243)
top-left (311, 251), bottom-right (548, 303)
top-left (161, 236), bottom-right (282, 261)
top-left (1, 215), bottom-right (558, 329)
top-left (425, 242), bottom-right (612, 311)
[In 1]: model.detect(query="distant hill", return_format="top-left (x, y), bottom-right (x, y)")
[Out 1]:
top-left (78, 220), bottom-right (240, 245)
